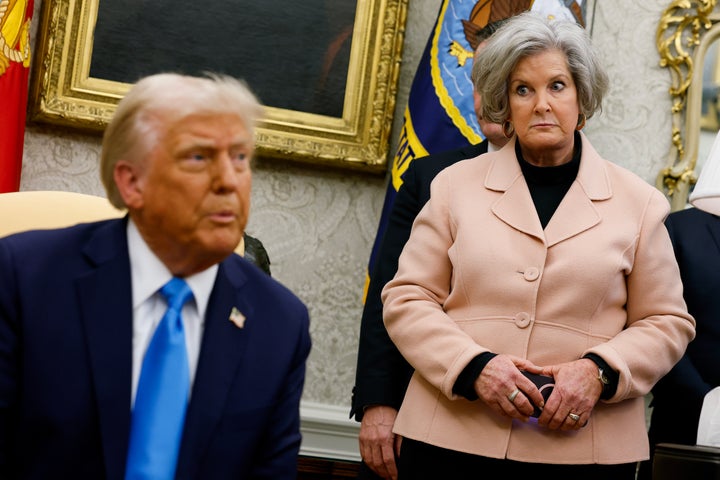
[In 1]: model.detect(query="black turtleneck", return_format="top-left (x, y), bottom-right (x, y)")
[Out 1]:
top-left (516, 130), bottom-right (581, 229)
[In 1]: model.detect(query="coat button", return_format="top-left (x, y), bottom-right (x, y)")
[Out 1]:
top-left (515, 312), bottom-right (531, 328)
top-left (523, 267), bottom-right (540, 281)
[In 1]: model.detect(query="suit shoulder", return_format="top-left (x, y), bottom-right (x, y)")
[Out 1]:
top-left (603, 162), bottom-right (669, 207)
top-left (667, 207), bottom-right (716, 226)
top-left (434, 148), bottom-right (494, 181)
top-left (224, 254), bottom-right (308, 314)
top-left (406, 143), bottom-right (487, 179)
top-left (603, 161), bottom-right (653, 188)
top-left (0, 219), bottom-right (119, 256)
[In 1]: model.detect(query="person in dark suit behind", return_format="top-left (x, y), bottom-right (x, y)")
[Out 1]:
top-left (243, 233), bottom-right (272, 275)
top-left (0, 72), bottom-right (311, 479)
top-left (350, 20), bottom-right (510, 480)
top-left (638, 206), bottom-right (720, 479)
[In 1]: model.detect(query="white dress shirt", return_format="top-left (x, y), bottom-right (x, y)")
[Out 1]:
top-left (127, 220), bottom-right (218, 406)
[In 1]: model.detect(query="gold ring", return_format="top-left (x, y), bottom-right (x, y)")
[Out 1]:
top-left (507, 389), bottom-right (520, 403)
top-left (568, 412), bottom-right (581, 422)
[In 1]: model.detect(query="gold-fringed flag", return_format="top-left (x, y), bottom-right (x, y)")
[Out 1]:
top-left (362, 0), bottom-right (587, 301)
top-left (0, 0), bottom-right (34, 192)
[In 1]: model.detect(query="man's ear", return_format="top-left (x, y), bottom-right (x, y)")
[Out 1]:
top-left (114, 160), bottom-right (144, 209)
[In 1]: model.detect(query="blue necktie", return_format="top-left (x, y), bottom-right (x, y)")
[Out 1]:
top-left (125, 277), bottom-right (193, 480)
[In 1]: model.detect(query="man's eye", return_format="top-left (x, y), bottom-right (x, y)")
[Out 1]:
top-left (230, 151), bottom-right (249, 166)
top-left (178, 152), bottom-right (209, 170)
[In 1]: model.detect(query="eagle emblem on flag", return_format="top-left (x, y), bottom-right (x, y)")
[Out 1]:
top-left (0, 0), bottom-right (32, 75)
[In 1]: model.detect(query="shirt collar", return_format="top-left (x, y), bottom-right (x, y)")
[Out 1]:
top-left (127, 219), bottom-right (218, 319)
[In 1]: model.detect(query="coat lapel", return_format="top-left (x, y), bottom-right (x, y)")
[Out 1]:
top-left (543, 182), bottom-right (601, 247)
top-left (459, 141), bottom-right (488, 159)
top-left (487, 133), bottom-right (611, 246)
top-left (177, 259), bottom-right (251, 476)
top-left (545, 133), bottom-right (612, 246)
top-left (487, 140), bottom-right (545, 241)
top-left (76, 218), bottom-right (133, 480)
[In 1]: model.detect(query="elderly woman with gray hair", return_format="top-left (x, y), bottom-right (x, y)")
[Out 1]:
top-left (381, 12), bottom-right (695, 479)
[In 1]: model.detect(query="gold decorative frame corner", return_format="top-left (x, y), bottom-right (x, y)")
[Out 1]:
top-left (28, 0), bottom-right (409, 174)
top-left (656, 0), bottom-right (719, 210)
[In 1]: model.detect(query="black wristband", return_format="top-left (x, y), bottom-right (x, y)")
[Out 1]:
top-left (583, 353), bottom-right (618, 400)
top-left (453, 352), bottom-right (497, 400)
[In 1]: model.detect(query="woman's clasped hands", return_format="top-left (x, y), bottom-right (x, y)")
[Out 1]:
top-left (474, 355), bottom-right (603, 431)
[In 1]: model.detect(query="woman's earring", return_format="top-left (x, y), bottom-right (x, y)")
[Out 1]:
top-left (502, 120), bottom-right (515, 138)
top-left (576, 113), bottom-right (586, 130)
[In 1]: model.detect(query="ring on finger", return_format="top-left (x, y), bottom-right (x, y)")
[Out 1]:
top-left (567, 412), bottom-right (581, 422)
top-left (507, 388), bottom-right (520, 403)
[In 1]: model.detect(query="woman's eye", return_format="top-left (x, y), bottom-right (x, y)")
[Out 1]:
top-left (516, 85), bottom-right (529, 95)
top-left (551, 81), bottom-right (565, 91)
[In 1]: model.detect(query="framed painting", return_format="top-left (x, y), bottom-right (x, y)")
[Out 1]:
top-left (28, 0), bottom-right (409, 173)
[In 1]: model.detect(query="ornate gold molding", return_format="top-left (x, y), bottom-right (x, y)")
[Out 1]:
top-left (656, 0), bottom-right (718, 210)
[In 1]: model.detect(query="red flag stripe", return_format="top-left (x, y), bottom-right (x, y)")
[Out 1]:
top-left (0, 0), bottom-right (34, 193)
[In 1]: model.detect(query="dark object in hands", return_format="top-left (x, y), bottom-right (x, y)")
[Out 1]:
top-left (522, 372), bottom-right (555, 417)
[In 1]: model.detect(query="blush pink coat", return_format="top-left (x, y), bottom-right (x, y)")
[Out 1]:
top-left (382, 133), bottom-right (695, 465)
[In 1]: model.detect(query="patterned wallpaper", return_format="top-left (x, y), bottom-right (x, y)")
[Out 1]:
top-left (20, 0), bottom-right (674, 411)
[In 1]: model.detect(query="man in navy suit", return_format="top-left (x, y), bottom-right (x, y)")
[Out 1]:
top-left (638, 206), bottom-right (720, 479)
top-left (350, 21), bottom-right (510, 479)
top-left (0, 73), bottom-right (311, 479)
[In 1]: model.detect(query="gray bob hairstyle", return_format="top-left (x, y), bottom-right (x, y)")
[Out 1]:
top-left (100, 72), bottom-right (264, 209)
top-left (471, 12), bottom-right (608, 125)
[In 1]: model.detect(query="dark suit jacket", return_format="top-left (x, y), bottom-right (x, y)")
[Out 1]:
top-left (350, 142), bottom-right (488, 420)
top-left (648, 207), bottom-right (719, 446)
top-left (0, 218), bottom-right (311, 480)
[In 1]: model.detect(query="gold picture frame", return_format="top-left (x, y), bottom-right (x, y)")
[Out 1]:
top-left (656, 0), bottom-right (719, 209)
top-left (28, 0), bottom-right (409, 174)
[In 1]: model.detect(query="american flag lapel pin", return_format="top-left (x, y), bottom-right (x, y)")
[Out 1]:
top-left (229, 306), bottom-right (246, 329)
